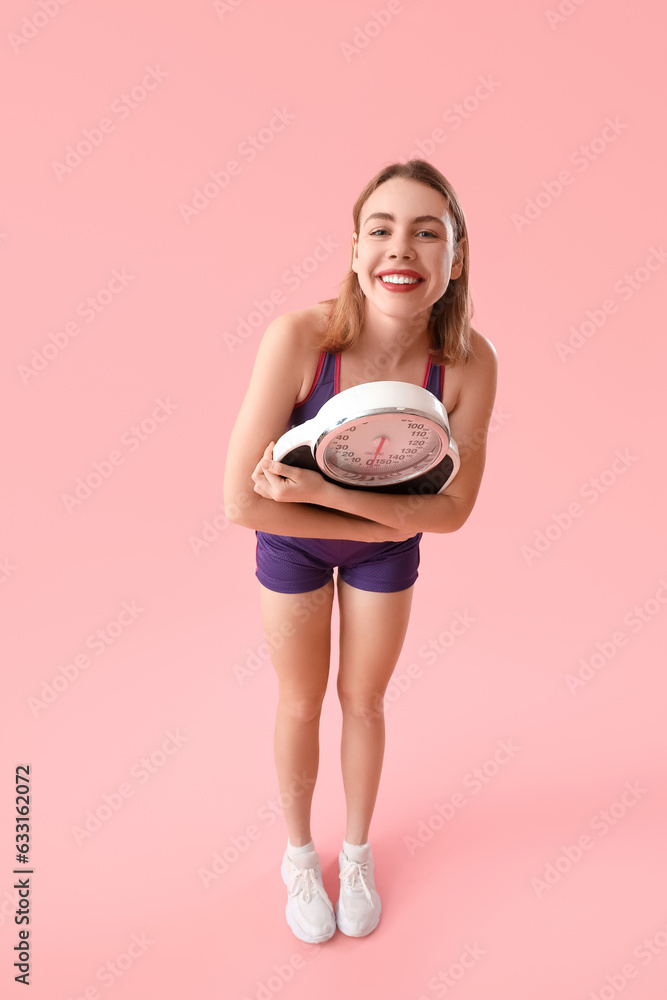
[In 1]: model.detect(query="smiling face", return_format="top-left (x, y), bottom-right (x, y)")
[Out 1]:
top-left (351, 176), bottom-right (464, 327)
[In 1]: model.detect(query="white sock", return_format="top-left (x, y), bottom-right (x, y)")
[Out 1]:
top-left (343, 838), bottom-right (370, 861)
top-left (288, 838), bottom-right (315, 855)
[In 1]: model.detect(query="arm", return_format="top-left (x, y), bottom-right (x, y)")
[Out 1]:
top-left (254, 331), bottom-right (499, 535)
top-left (223, 315), bottom-right (414, 542)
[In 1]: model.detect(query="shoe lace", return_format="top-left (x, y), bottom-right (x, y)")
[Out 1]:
top-left (339, 859), bottom-right (375, 908)
top-left (286, 864), bottom-right (328, 905)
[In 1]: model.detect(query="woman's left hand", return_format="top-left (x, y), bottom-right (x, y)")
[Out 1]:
top-left (251, 442), bottom-right (330, 505)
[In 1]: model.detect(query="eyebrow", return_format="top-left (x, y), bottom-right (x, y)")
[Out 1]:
top-left (363, 211), bottom-right (447, 228)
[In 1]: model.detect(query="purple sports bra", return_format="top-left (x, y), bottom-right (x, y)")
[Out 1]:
top-left (286, 351), bottom-right (445, 432)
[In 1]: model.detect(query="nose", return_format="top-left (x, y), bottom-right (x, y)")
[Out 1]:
top-left (387, 231), bottom-right (415, 259)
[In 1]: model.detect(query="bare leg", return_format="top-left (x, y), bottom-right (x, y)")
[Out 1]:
top-left (336, 578), bottom-right (414, 845)
top-left (258, 580), bottom-right (335, 847)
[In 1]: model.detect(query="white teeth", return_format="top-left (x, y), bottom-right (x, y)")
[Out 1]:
top-left (379, 274), bottom-right (421, 284)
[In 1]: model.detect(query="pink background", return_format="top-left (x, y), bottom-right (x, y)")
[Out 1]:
top-left (2, 1), bottom-right (666, 997)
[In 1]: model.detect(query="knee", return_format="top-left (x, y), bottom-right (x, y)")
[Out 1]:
top-left (278, 694), bottom-right (325, 724)
top-left (338, 689), bottom-right (384, 725)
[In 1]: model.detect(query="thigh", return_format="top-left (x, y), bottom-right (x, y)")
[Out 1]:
top-left (336, 577), bottom-right (415, 709)
top-left (338, 534), bottom-right (421, 594)
top-left (255, 531), bottom-right (334, 595)
top-left (258, 580), bottom-right (335, 707)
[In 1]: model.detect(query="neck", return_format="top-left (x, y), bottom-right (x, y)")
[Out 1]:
top-left (357, 303), bottom-right (433, 363)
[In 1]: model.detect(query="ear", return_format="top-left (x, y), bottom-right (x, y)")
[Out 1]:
top-left (450, 238), bottom-right (466, 280)
top-left (350, 233), bottom-right (358, 271)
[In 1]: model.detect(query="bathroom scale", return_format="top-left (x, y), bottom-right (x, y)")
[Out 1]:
top-left (272, 381), bottom-right (460, 496)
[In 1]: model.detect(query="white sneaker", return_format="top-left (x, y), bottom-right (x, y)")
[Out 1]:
top-left (335, 845), bottom-right (382, 937)
top-left (280, 846), bottom-right (336, 944)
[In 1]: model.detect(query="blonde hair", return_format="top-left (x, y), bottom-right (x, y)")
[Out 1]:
top-left (316, 159), bottom-right (475, 367)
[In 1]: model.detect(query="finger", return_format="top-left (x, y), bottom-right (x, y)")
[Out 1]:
top-left (262, 467), bottom-right (288, 487)
top-left (266, 459), bottom-right (291, 477)
top-left (255, 443), bottom-right (274, 471)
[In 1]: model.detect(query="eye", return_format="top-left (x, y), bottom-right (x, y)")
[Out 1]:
top-left (368, 228), bottom-right (438, 238)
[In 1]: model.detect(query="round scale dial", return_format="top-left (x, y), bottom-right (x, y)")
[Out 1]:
top-left (317, 413), bottom-right (448, 486)
top-left (273, 381), bottom-right (459, 496)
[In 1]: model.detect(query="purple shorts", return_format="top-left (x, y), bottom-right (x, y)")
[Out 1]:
top-left (255, 530), bottom-right (422, 594)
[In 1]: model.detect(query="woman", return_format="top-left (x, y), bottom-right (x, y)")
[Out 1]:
top-left (223, 159), bottom-right (498, 943)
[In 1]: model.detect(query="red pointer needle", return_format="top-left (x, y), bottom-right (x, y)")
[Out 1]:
top-left (369, 437), bottom-right (386, 469)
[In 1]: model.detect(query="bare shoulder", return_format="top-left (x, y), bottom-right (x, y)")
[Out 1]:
top-left (299, 299), bottom-right (333, 326)
top-left (291, 300), bottom-right (332, 342)
top-left (469, 327), bottom-right (498, 370)
top-left (282, 301), bottom-right (334, 401)
top-left (445, 327), bottom-right (497, 415)
top-left (224, 303), bottom-right (330, 479)
top-left (459, 327), bottom-right (498, 393)
top-left (253, 303), bottom-right (324, 362)
top-left (264, 301), bottom-right (330, 349)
